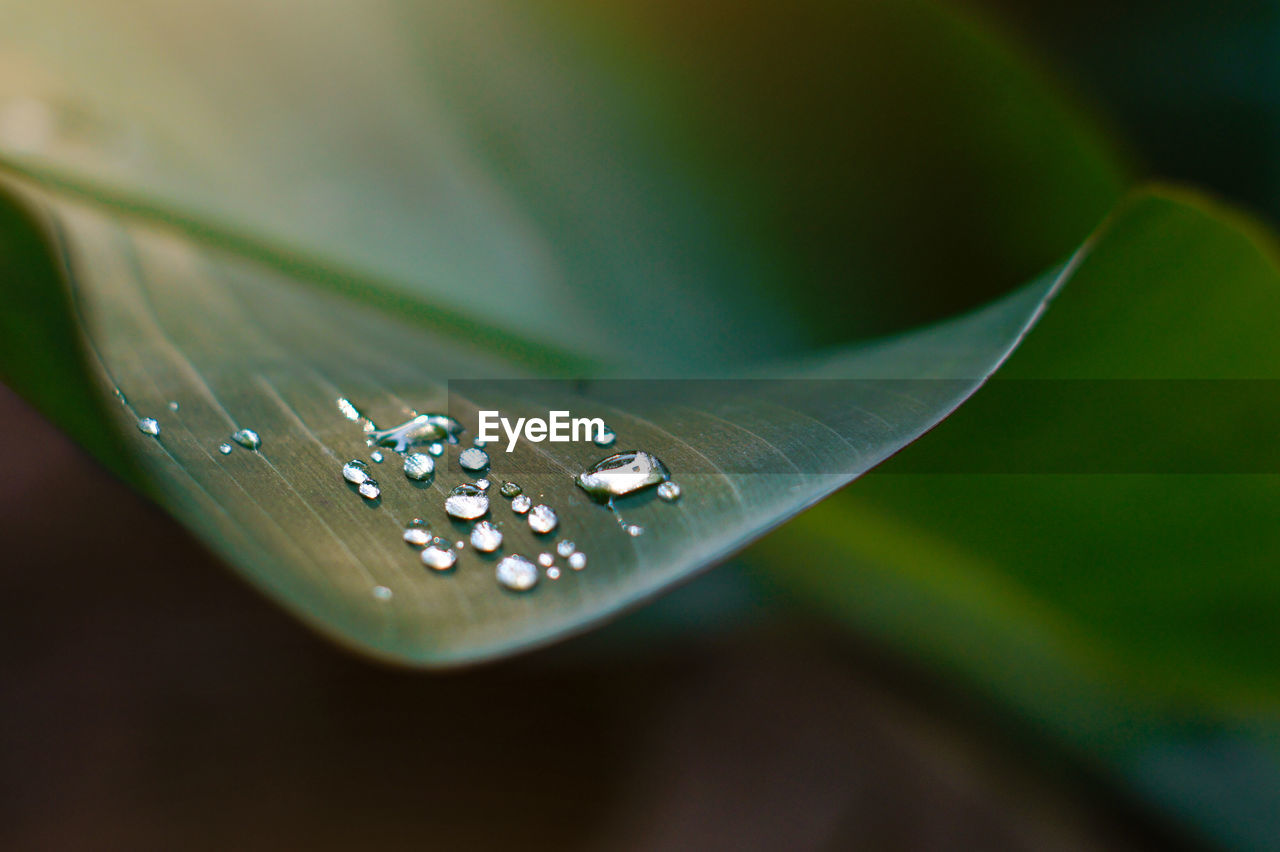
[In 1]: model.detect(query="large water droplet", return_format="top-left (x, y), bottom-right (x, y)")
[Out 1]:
top-left (218, 443), bottom-right (233, 455)
top-left (403, 452), bottom-right (435, 481)
top-left (528, 504), bottom-right (558, 535)
top-left (470, 521), bottom-right (503, 552)
top-left (657, 481), bottom-right (682, 502)
top-left (342, 459), bottom-right (370, 484)
top-left (137, 417), bottom-right (160, 436)
top-left (358, 479), bottom-right (381, 500)
top-left (500, 481), bottom-right (523, 498)
top-left (568, 552), bottom-right (587, 571)
top-left (421, 544), bottom-right (457, 571)
top-left (594, 426), bottom-right (617, 447)
top-left (231, 428), bottom-right (261, 450)
top-left (496, 554), bottom-right (538, 591)
top-left (403, 518), bottom-right (431, 547)
top-left (445, 484), bottom-right (489, 520)
top-left (576, 451), bottom-right (669, 501)
top-left (511, 495), bottom-right (532, 514)
top-left (459, 447), bottom-right (489, 472)
top-left (556, 540), bottom-right (576, 558)
top-left (369, 414), bottom-right (463, 452)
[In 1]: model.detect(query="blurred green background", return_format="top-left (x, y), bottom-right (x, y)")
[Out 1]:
top-left (2, 0), bottom-right (1279, 849)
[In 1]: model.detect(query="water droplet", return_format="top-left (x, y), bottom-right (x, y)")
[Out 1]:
top-left (459, 447), bottom-right (489, 472)
top-left (547, 566), bottom-right (562, 580)
top-left (421, 544), bottom-right (457, 571)
top-left (342, 459), bottom-right (370, 484)
top-left (428, 443), bottom-right (444, 457)
top-left (456, 540), bottom-right (466, 550)
top-left (511, 495), bottom-right (532, 514)
top-left (568, 552), bottom-right (586, 571)
top-left (473, 437), bottom-right (487, 448)
top-left (218, 443), bottom-right (233, 455)
top-left (657, 481), bottom-right (682, 502)
top-left (403, 519), bottom-right (431, 547)
top-left (445, 484), bottom-right (489, 520)
top-left (557, 540), bottom-right (576, 558)
top-left (470, 521), bottom-right (503, 552)
top-left (372, 585), bottom-right (393, 601)
top-left (403, 452), bottom-right (435, 481)
top-left (576, 451), bottom-right (670, 501)
top-left (231, 428), bottom-right (261, 450)
top-left (538, 552), bottom-right (554, 568)
top-left (137, 417), bottom-right (160, 436)
top-left (167, 400), bottom-right (179, 412)
top-left (369, 414), bottom-right (463, 452)
top-left (370, 450), bottom-right (384, 463)
top-left (594, 426), bottom-right (617, 447)
top-left (626, 524), bottom-right (643, 537)
top-left (496, 554), bottom-right (538, 591)
top-left (500, 481), bottom-right (523, 498)
top-left (336, 397), bottom-right (362, 421)
top-left (358, 479), bottom-right (381, 500)
top-left (476, 478), bottom-right (490, 491)
top-left (528, 504), bottom-right (558, 535)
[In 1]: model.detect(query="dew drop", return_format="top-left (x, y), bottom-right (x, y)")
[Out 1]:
top-left (167, 400), bottom-right (179, 412)
top-left (500, 481), bottom-right (523, 498)
top-left (470, 521), bottom-right (503, 552)
top-left (568, 552), bottom-right (587, 571)
top-left (137, 417), bottom-right (160, 436)
top-left (445, 484), bottom-right (489, 520)
top-left (231, 428), bottom-right (261, 450)
top-left (576, 451), bottom-right (670, 501)
top-left (547, 566), bottom-right (562, 580)
top-left (556, 540), bottom-right (576, 558)
top-left (403, 452), bottom-right (435, 481)
top-left (421, 544), bottom-right (457, 571)
top-left (456, 540), bottom-right (466, 550)
top-left (511, 495), bottom-right (532, 514)
top-left (657, 481), bottom-right (682, 502)
top-left (626, 524), bottom-right (643, 537)
top-left (496, 554), bottom-right (538, 591)
top-left (473, 437), bottom-right (487, 448)
top-left (594, 426), bottom-right (617, 447)
top-left (370, 450), bottom-right (384, 463)
top-left (342, 459), bottom-right (370, 485)
top-left (218, 443), bottom-right (233, 455)
top-left (537, 552), bottom-right (554, 568)
top-left (428, 443), bottom-right (444, 457)
top-left (528, 504), bottom-right (558, 535)
top-left (476, 478), bottom-right (490, 491)
top-left (459, 447), bottom-right (489, 472)
top-left (369, 413), bottom-right (463, 452)
top-left (336, 397), bottom-right (362, 421)
top-left (403, 519), bottom-right (431, 547)
top-left (358, 479), bottom-right (381, 500)
top-left (372, 585), bottom-right (393, 601)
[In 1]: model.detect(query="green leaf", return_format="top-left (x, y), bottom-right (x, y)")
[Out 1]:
top-left (752, 187), bottom-right (1280, 849)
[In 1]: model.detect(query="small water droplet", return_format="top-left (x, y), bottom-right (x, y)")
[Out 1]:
top-left (557, 540), bottom-right (576, 558)
top-left (496, 554), bottom-right (539, 591)
top-left (428, 443), bottom-right (444, 457)
top-left (476, 478), bottom-right (490, 491)
top-left (445, 484), bottom-right (489, 520)
top-left (528, 505), bottom-right (558, 535)
top-left (369, 413), bottom-right (463, 452)
top-left (456, 540), bottom-right (466, 549)
top-left (137, 417), bottom-right (160, 436)
top-left (500, 481), bottom-right (523, 498)
top-left (473, 437), bottom-right (487, 448)
top-left (342, 459), bottom-right (370, 484)
top-left (421, 544), bottom-right (457, 571)
top-left (626, 524), bottom-right (643, 537)
top-left (470, 521), bottom-right (503, 552)
top-left (594, 426), bottom-right (617, 447)
top-left (459, 447), bottom-right (489, 472)
top-left (336, 397), bottom-right (362, 421)
top-left (538, 552), bottom-right (554, 568)
top-left (370, 450), bottom-right (384, 463)
top-left (403, 452), bottom-right (435, 481)
top-left (358, 479), bottom-right (381, 500)
top-left (372, 585), bottom-right (393, 601)
top-left (167, 400), bottom-right (179, 412)
top-left (576, 451), bottom-right (669, 501)
top-left (231, 428), bottom-right (261, 450)
top-left (403, 519), bottom-right (431, 547)
top-left (218, 443), bottom-right (233, 455)
top-left (547, 566), bottom-right (562, 580)
top-left (568, 552), bottom-right (587, 571)
top-left (511, 495), bottom-right (532, 514)
top-left (657, 481), bottom-right (682, 502)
